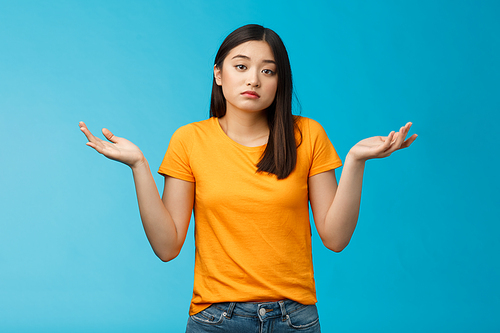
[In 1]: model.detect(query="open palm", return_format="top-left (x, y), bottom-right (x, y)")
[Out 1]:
top-left (79, 121), bottom-right (144, 167)
top-left (349, 122), bottom-right (418, 161)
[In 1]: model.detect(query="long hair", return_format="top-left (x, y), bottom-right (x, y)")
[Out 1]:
top-left (210, 24), bottom-right (299, 180)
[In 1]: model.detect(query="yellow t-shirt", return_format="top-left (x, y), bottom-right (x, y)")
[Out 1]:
top-left (158, 116), bottom-right (342, 315)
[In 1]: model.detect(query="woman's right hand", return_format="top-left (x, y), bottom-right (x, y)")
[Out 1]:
top-left (79, 121), bottom-right (145, 168)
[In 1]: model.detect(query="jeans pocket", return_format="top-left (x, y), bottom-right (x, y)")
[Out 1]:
top-left (190, 304), bottom-right (226, 326)
top-left (286, 304), bottom-right (320, 330)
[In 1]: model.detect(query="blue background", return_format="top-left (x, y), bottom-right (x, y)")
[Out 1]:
top-left (1, 0), bottom-right (499, 331)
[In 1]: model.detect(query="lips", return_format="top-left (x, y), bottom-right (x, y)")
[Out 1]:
top-left (241, 90), bottom-right (260, 98)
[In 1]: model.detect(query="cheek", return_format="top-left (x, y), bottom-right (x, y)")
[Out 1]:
top-left (267, 81), bottom-right (278, 99)
top-left (219, 76), bottom-right (233, 98)
top-left (221, 71), bottom-right (240, 91)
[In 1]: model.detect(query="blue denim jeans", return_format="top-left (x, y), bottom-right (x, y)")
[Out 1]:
top-left (185, 300), bottom-right (321, 333)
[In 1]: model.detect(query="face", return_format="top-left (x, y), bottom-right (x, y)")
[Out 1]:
top-left (214, 41), bottom-right (278, 115)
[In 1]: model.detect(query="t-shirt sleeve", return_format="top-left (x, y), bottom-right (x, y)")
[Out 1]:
top-left (307, 118), bottom-right (343, 177)
top-left (158, 125), bottom-right (195, 182)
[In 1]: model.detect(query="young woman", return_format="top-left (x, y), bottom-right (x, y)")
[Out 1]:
top-left (79, 24), bottom-right (416, 333)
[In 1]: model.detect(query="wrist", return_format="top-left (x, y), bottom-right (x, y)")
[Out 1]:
top-left (346, 150), bottom-right (367, 164)
top-left (130, 155), bottom-right (148, 171)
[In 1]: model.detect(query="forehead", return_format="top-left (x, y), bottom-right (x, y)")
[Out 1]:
top-left (226, 41), bottom-right (275, 62)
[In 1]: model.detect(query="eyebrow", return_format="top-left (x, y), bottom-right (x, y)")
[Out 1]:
top-left (231, 54), bottom-right (276, 64)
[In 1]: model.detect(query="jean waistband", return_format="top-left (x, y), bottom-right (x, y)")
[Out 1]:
top-left (212, 300), bottom-right (310, 321)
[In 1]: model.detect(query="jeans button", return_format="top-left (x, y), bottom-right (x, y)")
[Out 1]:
top-left (259, 308), bottom-right (266, 316)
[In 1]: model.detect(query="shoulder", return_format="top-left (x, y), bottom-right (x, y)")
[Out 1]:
top-left (171, 118), bottom-right (216, 139)
top-left (295, 116), bottom-right (328, 138)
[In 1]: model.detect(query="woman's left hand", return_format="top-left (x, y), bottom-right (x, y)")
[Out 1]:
top-left (348, 122), bottom-right (418, 162)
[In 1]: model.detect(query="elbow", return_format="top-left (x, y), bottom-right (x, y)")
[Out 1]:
top-left (156, 248), bottom-right (181, 262)
top-left (323, 238), bottom-right (350, 253)
top-left (158, 254), bottom-right (176, 262)
top-left (319, 228), bottom-right (354, 253)
top-left (329, 245), bottom-right (347, 253)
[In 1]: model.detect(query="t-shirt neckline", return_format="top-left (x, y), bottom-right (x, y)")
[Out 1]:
top-left (212, 117), bottom-right (267, 152)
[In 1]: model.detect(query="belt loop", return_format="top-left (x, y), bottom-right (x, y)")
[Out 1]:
top-left (278, 300), bottom-right (288, 321)
top-left (224, 302), bottom-right (236, 319)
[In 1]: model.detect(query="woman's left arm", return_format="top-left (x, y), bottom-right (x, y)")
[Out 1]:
top-left (309, 122), bottom-right (417, 252)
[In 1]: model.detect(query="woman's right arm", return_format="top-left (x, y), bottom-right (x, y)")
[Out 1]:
top-left (79, 121), bottom-right (194, 262)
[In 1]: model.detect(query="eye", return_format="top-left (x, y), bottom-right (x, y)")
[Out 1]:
top-left (262, 69), bottom-right (275, 75)
top-left (235, 64), bottom-right (247, 70)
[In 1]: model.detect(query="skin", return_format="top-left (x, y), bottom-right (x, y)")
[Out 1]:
top-left (79, 40), bottom-right (417, 260)
top-left (214, 41), bottom-right (278, 147)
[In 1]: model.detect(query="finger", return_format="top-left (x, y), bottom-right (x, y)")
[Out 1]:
top-left (85, 141), bottom-right (105, 154)
top-left (401, 134), bottom-right (418, 148)
top-left (79, 121), bottom-right (99, 143)
top-left (395, 125), bottom-right (408, 145)
top-left (397, 122), bottom-right (413, 147)
top-left (390, 123), bottom-right (411, 151)
top-left (79, 121), bottom-right (91, 133)
top-left (86, 138), bottom-right (115, 155)
top-left (102, 128), bottom-right (118, 143)
top-left (390, 131), bottom-right (400, 145)
top-left (381, 131), bottom-right (395, 152)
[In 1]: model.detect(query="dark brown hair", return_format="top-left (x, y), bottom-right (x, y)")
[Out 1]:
top-left (210, 24), bottom-right (299, 179)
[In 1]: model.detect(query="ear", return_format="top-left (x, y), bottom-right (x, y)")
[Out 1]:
top-left (214, 64), bottom-right (222, 86)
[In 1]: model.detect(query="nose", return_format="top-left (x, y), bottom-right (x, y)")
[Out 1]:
top-left (247, 69), bottom-right (260, 87)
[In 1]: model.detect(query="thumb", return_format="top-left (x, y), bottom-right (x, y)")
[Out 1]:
top-left (102, 128), bottom-right (118, 143)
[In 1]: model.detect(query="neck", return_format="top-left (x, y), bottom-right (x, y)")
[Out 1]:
top-left (218, 109), bottom-right (269, 147)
